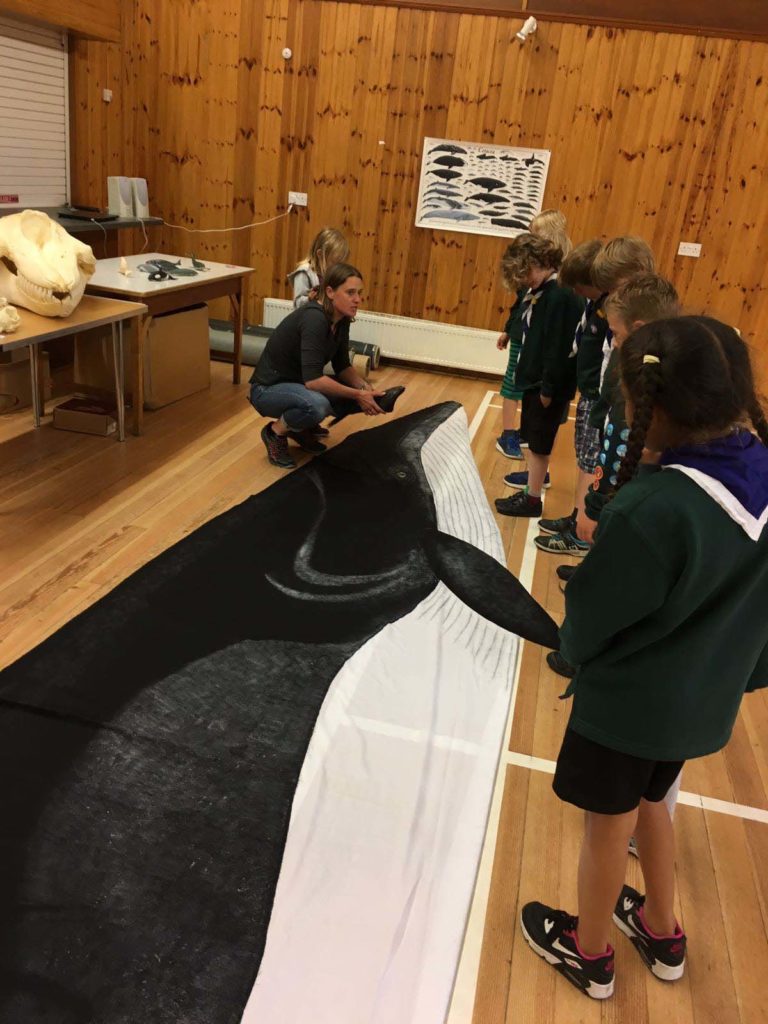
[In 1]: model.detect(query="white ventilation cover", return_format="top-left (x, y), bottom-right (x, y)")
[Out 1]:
top-left (0, 14), bottom-right (69, 208)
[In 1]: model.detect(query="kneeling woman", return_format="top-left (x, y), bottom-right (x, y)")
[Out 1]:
top-left (250, 263), bottom-right (404, 468)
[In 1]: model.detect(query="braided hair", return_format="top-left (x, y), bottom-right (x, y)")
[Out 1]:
top-left (616, 316), bottom-right (768, 491)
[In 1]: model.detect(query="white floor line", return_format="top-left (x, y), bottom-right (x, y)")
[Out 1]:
top-left (505, 750), bottom-right (768, 824)
top-left (446, 512), bottom-right (541, 1024)
top-left (468, 390), bottom-right (497, 441)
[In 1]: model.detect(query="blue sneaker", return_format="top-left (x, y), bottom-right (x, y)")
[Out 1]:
top-left (495, 431), bottom-right (524, 460)
top-left (504, 470), bottom-right (551, 489)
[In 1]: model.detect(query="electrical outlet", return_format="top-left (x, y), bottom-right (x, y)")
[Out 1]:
top-left (288, 191), bottom-right (308, 207)
top-left (677, 241), bottom-right (702, 258)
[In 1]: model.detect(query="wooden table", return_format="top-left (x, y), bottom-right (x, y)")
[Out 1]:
top-left (0, 296), bottom-right (148, 442)
top-left (86, 254), bottom-right (255, 435)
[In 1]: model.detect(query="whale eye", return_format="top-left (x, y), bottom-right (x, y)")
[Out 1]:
top-left (396, 470), bottom-right (407, 479)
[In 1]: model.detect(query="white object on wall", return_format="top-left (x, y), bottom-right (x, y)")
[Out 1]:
top-left (263, 297), bottom-right (507, 376)
top-left (108, 176), bottom-right (134, 217)
top-left (677, 241), bottom-right (702, 257)
top-left (414, 136), bottom-right (551, 239)
top-left (0, 15), bottom-right (69, 207)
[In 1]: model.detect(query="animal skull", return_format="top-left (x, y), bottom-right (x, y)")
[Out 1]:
top-left (0, 210), bottom-right (96, 317)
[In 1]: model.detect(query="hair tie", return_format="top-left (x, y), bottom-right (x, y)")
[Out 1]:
top-left (643, 354), bottom-right (661, 365)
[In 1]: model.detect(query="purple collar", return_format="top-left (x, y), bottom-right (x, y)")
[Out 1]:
top-left (660, 430), bottom-right (768, 520)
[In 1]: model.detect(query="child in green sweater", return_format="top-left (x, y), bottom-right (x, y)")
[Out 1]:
top-left (520, 316), bottom-right (768, 1000)
top-left (494, 233), bottom-right (584, 518)
top-left (495, 211), bottom-right (573, 460)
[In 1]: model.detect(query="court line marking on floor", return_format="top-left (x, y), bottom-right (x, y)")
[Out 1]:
top-left (468, 390), bottom-right (498, 441)
top-left (447, 394), bottom-right (542, 1023)
top-left (504, 750), bottom-right (768, 824)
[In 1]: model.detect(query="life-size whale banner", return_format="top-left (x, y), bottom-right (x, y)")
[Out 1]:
top-left (0, 403), bottom-right (557, 1023)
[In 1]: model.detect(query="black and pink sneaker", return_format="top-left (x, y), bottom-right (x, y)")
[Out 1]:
top-left (613, 885), bottom-right (686, 981)
top-left (520, 902), bottom-right (615, 999)
top-left (260, 423), bottom-right (295, 469)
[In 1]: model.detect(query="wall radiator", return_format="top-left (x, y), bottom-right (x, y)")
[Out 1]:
top-left (262, 298), bottom-right (506, 377)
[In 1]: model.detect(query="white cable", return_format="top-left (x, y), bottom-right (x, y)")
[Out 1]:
top-left (88, 217), bottom-right (109, 256)
top-left (137, 216), bottom-right (149, 252)
top-left (161, 205), bottom-right (295, 235)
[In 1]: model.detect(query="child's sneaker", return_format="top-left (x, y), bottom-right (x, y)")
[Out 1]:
top-left (538, 510), bottom-right (576, 535)
top-left (495, 490), bottom-right (543, 518)
top-left (520, 902), bottom-right (615, 999)
top-left (534, 531), bottom-right (590, 557)
top-left (612, 885), bottom-right (686, 981)
top-left (504, 470), bottom-right (551, 489)
top-left (556, 564), bottom-right (578, 582)
top-left (495, 430), bottom-right (524, 460)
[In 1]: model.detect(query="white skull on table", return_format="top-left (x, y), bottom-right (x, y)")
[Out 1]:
top-left (0, 210), bottom-right (96, 317)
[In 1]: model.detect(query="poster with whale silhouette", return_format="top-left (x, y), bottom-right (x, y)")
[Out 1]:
top-left (0, 403), bottom-right (558, 1024)
top-left (415, 137), bottom-right (551, 237)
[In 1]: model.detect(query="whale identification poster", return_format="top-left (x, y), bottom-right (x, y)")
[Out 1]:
top-left (415, 137), bottom-right (551, 238)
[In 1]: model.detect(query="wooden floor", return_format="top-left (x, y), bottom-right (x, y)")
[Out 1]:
top-left (1, 362), bottom-right (767, 1023)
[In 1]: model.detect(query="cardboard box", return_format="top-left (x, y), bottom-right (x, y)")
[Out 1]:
top-left (53, 396), bottom-right (117, 436)
top-left (74, 304), bottom-right (211, 410)
top-left (0, 353), bottom-right (51, 413)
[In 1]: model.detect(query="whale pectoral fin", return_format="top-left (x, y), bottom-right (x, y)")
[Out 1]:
top-left (422, 530), bottom-right (560, 650)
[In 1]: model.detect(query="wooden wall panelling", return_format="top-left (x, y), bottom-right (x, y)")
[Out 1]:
top-left (68, 37), bottom-right (123, 215)
top-left (0, 0), bottom-right (120, 42)
top-left (67, 5), bottom-right (768, 383)
top-left (244, 0), bottom-right (291, 320)
top-left (526, 0), bottom-right (768, 42)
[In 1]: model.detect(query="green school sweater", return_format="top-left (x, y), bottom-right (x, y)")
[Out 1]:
top-left (576, 296), bottom-right (609, 400)
top-left (514, 281), bottom-right (585, 400)
top-left (560, 467), bottom-right (768, 762)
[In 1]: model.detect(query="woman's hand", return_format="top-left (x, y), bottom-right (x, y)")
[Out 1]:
top-left (496, 332), bottom-right (509, 351)
top-left (356, 390), bottom-right (385, 416)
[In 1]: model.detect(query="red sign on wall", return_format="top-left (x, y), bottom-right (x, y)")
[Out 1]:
top-left (0, 195), bottom-right (20, 205)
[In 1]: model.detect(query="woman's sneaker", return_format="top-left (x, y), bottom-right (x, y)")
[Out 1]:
top-left (495, 430), bottom-right (524, 460)
top-left (612, 885), bottom-right (686, 981)
top-left (504, 470), bottom-right (551, 489)
top-left (520, 902), bottom-right (615, 999)
top-left (290, 429), bottom-right (327, 454)
top-left (538, 509), bottom-right (576, 536)
top-left (261, 423), bottom-right (296, 468)
top-left (534, 531), bottom-right (590, 557)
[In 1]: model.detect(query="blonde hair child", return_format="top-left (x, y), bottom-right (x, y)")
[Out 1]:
top-left (288, 227), bottom-right (351, 308)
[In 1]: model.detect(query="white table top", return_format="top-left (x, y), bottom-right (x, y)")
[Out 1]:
top-left (86, 253), bottom-right (254, 298)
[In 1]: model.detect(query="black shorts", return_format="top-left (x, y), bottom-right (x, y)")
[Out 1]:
top-left (520, 390), bottom-right (570, 456)
top-left (553, 727), bottom-right (684, 815)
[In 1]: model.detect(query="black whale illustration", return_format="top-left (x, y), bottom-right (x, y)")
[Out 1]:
top-left (0, 403), bottom-right (557, 1024)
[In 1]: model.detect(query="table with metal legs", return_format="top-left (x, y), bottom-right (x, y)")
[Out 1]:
top-left (0, 297), bottom-right (147, 442)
